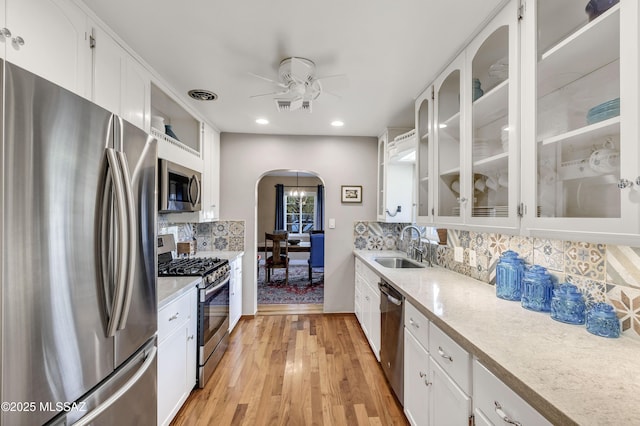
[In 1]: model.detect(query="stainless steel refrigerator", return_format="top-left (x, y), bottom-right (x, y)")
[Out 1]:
top-left (1, 60), bottom-right (158, 425)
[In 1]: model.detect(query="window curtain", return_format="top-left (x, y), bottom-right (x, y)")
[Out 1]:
top-left (316, 184), bottom-right (324, 230)
top-left (274, 184), bottom-right (285, 230)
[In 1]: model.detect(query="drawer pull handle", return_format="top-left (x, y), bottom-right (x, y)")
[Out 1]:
top-left (494, 401), bottom-right (522, 426)
top-left (410, 318), bottom-right (420, 328)
top-left (168, 312), bottom-right (180, 321)
top-left (437, 346), bottom-right (453, 362)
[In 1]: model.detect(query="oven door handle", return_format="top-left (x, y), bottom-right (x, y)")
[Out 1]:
top-left (202, 275), bottom-right (230, 301)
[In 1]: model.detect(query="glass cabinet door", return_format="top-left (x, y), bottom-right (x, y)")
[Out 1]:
top-left (435, 55), bottom-right (464, 222)
top-left (535, 0), bottom-right (621, 220)
top-left (467, 0), bottom-right (518, 227)
top-left (415, 86), bottom-right (433, 222)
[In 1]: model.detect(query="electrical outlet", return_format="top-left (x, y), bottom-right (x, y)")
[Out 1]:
top-left (454, 247), bottom-right (463, 263)
top-left (469, 250), bottom-right (477, 267)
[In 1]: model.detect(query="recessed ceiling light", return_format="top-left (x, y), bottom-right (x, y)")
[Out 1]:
top-left (331, 120), bottom-right (344, 127)
top-left (256, 118), bottom-right (269, 125)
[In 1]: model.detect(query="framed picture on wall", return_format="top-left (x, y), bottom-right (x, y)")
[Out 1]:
top-left (341, 185), bottom-right (362, 203)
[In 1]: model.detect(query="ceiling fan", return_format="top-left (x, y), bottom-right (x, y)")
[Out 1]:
top-left (249, 57), bottom-right (343, 112)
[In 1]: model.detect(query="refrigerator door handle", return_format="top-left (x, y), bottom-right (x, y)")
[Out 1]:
top-left (116, 150), bottom-right (137, 330)
top-left (71, 346), bottom-right (157, 426)
top-left (104, 148), bottom-right (129, 337)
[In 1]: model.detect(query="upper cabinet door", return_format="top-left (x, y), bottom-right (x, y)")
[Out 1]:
top-left (521, 0), bottom-right (640, 243)
top-left (415, 85), bottom-right (434, 224)
top-left (6, 0), bottom-right (89, 96)
top-left (434, 53), bottom-right (465, 225)
top-left (466, 0), bottom-right (520, 230)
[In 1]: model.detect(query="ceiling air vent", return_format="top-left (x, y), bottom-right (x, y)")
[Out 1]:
top-left (275, 99), bottom-right (312, 112)
top-left (188, 89), bottom-right (218, 101)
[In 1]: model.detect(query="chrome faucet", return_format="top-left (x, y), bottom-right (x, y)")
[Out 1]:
top-left (400, 225), bottom-right (423, 260)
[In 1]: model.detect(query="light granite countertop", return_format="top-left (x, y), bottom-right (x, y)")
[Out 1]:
top-left (157, 251), bottom-right (245, 309)
top-left (354, 250), bottom-right (640, 426)
top-left (157, 276), bottom-right (201, 309)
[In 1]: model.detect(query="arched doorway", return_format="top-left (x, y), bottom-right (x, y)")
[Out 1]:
top-left (255, 170), bottom-right (325, 313)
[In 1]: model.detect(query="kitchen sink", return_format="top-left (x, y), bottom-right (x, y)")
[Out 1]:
top-left (374, 257), bottom-right (425, 269)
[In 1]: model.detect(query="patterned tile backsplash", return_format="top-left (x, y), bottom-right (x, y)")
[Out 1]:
top-left (158, 216), bottom-right (245, 252)
top-left (354, 221), bottom-right (640, 341)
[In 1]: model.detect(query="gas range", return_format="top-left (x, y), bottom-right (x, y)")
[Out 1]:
top-left (157, 234), bottom-right (230, 286)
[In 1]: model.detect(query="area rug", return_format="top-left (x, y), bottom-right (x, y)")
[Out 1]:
top-left (257, 264), bottom-right (324, 305)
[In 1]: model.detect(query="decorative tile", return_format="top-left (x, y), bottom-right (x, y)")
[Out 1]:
top-left (213, 236), bottom-right (229, 250)
top-left (213, 222), bottom-right (229, 236)
top-left (383, 235), bottom-right (397, 250)
top-left (354, 236), bottom-right (367, 250)
top-left (533, 238), bottom-right (564, 272)
top-left (564, 241), bottom-right (606, 281)
top-left (458, 230), bottom-right (471, 249)
top-left (487, 233), bottom-right (509, 259)
top-left (473, 232), bottom-right (490, 257)
top-left (196, 222), bottom-right (212, 236)
top-left (606, 285), bottom-right (640, 339)
top-left (198, 236), bottom-right (212, 251)
top-left (565, 274), bottom-right (607, 307)
top-left (509, 235), bottom-right (533, 263)
top-left (367, 222), bottom-right (384, 237)
top-left (354, 222), bottom-right (368, 235)
top-left (228, 236), bottom-right (244, 251)
top-left (606, 245), bottom-right (640, 289)
top-left (229, 221), bottom-right (244, 236)
top-left (366, 235), bottom-right (384, 250)
top-left (448, 229), bottom-right (460, 247)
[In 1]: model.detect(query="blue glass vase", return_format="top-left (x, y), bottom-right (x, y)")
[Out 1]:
top-left (495, 250), bottom-right (524, 301)
top-left (551, 283), bottom-right (586, 324)
top-left (586, 303), bottom-right (620, 338)
top-left (521, 265), bottom-right (553, 312)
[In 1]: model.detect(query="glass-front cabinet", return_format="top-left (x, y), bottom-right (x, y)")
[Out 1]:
top-left (521, 0), bottom-right (640, 243)
top-left (433, 0), bottom-right (519, 230)
top-left (466, 0), bottom-right (519, 230)
top-left (415, 85), bottom-right (434, 223)
top-left (434, 54), bottom-right (464, 225)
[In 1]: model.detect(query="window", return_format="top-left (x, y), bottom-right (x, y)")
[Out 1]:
top-left (285, 193), bottom-right (315, 235)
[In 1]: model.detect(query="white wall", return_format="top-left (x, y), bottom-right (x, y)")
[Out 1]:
top-left (219, 133), bottom-right (378, 313)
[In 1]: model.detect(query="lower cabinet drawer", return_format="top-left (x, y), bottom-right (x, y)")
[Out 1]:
top-left (158, 290), bottom-right (193, 342)
top-left (428, 322), bottom-right (471, 395)
top-left (404, 301), bottom-right (429, 350)
top-left (473, 360), bottom-right (552, 426)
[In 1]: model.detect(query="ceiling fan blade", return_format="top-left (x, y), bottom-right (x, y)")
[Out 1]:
top-left (323, 90), bottom-right (342, 99)
top-left (315, 74), bottom-right (347, 81)
top-left (249, 90), bottom-right (289, 99)
top-left (247, 72), bottom-right (288, 88)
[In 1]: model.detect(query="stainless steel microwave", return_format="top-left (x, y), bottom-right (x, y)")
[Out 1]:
top-left (158, 159), bottom-right (201, 213)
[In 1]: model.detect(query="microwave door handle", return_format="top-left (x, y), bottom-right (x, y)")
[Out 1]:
top-left (189, 174), bottom-right (201, 207)
top-left (105, 148), bottom-right (128, 337)
top-left (116, 151), bottom-right (137, 330)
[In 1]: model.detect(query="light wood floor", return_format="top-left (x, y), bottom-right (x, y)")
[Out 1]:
top-left (172, 313), bottom-right (408, 426)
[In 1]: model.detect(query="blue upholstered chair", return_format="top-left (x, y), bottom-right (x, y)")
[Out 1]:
top-left (307, 231), bottom-right (324, 284)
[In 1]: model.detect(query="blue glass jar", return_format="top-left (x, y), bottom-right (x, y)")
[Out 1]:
top-left (586, 303), bottom-right (620, 338)
top-left (521, 265), bottom-right (553, 312)
top-left (551, 283), bottom-right (586, 324)
top-left (495, 250), bottom-right (525, 301)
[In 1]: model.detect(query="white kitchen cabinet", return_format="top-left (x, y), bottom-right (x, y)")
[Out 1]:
top-left (434, 0), bottom-right (520, 231)
top-left (521, 0), bottom-right (640, 244)
top-left (198, 123), bottom-right (221, 222)
top-left (430, 358), bottom-right (472, 426)
top-left (90, 24), bottom-right (150, 131)
top-left (415, 85), bottom-right (434, 224)
top-left (158, 286), bottom-right (198, 426)
top-left (354, 259), bottom-right (381, 361)
top-left (404, 327), bottom-right (431, 426)
top-left (1, 0), bottom-right (90, 96)
top-left (229, 254), bottom-right (243, 332)
top-left (377, 127), bottom-right (414, 222)
top-left (473, 359), bottom-right (552, 426)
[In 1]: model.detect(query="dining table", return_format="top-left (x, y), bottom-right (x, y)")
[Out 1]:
top-left (257, 241), bottom-right (310, 253)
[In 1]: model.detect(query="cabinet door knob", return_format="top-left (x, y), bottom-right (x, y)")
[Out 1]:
top-left (618, 179), bottom-right (634, 189)
top-left (494, 401), bottom-right (522, 426)
top-left (409, 318), bottom-right (420, 328)
top-left (456, 197), bottom-right (467, 203)
top-left (12, 36), bottom-right (24, 47)
top-left (0, 28), bottom-right (11, 38)
top-left (636, 177), bottom-right (640, 187)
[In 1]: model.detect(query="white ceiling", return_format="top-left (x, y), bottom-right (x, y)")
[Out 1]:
top-left (81, 0), bottom-right (506, 137)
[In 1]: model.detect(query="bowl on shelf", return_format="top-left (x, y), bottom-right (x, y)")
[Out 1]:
top-left (151, 115), bottom-right (165, 131)
top-left (288, 239), bottom-right (301, 246)
top-left (586, 98), bottom-right (620, 125)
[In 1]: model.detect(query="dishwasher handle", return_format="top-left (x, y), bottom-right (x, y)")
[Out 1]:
top-left (379, 281), bottom-right (403, 306)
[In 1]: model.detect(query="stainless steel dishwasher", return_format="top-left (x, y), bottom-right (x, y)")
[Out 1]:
top-left (379, 280), bottom-right (404, 405)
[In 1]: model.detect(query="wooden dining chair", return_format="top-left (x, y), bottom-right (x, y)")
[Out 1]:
top-left (264, 231), bottom-right (289, 284)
